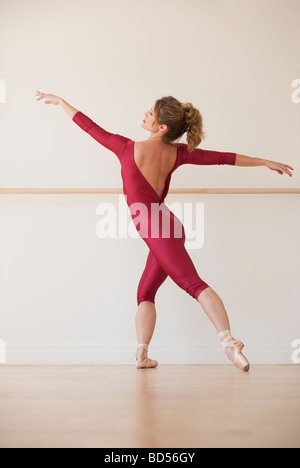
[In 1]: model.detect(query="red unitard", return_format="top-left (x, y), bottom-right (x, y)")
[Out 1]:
top-left (73, 111), bottom-right (236, 305)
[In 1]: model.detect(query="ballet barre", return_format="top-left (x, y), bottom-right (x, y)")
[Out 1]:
top-left (0, 188), bottom-right (299, 195)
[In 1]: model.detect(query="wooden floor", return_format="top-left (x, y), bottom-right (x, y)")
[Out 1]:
top-left (0, 365), bottom-right (299, 448)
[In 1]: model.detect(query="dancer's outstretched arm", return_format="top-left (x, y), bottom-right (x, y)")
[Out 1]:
top-left (35, 91), bottom-right (128, 162)
top-left (179, 142), bottom-right (294, 178)
top-left (35, 91), bottom-right (78, 118)
top-left (236, 153), bottom-right (294, 177)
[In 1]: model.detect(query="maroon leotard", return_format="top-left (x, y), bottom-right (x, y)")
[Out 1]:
top-left (73, 111), bottom-right (236, 305)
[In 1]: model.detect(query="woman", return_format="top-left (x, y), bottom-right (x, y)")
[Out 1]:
top-left (36, 91), bottom-right (294, 372)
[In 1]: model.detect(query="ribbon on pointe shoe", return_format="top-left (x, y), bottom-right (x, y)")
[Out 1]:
top-left (136, 343), bottom-right (148, 351)
top-left (219, 330), bottom-right (249, 372)
top-left (135, 343), bottom-right (158, 368)
top-left (219, 330), bottom-right (244, 352)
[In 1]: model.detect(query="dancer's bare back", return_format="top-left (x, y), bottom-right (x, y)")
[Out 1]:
top-left (133, 140), bottom-right (178, 200)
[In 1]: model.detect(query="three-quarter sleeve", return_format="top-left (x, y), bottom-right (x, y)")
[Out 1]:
top-left (72, 111), bottom-right (128, 163)
top-left (178, 143), bottom-right (236, 166)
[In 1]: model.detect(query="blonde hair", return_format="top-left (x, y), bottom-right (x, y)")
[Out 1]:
top-left (153, 96), bottom-right (205, 152)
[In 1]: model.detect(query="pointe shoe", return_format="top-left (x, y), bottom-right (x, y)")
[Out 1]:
top-left (135, 344), bottom-right (158, 369)
top-left (219, 330), bottom-right (250, 372)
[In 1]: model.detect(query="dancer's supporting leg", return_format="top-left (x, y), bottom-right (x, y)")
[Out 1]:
top-left (135, 250), bottom-right (168, 368)
top-left (135, 301), bottom-right (158, 368)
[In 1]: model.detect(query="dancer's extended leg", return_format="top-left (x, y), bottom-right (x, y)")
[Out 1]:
top-left (197, 287), bottom-right (250, 371)
top-left (196, 287), bottom-right (230, 333)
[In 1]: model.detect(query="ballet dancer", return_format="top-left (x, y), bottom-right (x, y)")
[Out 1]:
top-left (36, 91), bottom-right (294, 372)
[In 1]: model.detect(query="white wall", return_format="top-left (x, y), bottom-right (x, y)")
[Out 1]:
top-left (0, 0), bottom-right (299, 364)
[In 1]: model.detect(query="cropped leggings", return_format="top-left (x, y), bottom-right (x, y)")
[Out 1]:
top-left (136, 202), bottom-right (210, 306)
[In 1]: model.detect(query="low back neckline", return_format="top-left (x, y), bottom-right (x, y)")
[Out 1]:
top-left (131, 140), bottom-right (179, 203)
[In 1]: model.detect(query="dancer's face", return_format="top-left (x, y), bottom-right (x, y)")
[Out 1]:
top-left (141, 104), bottom-right (168, 137)
top-left (142, 105), bottom-right (156, 130)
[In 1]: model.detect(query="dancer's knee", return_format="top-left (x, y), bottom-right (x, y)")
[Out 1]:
top-left (137, 293), bottom-right (156, 307)
top-left (196, 285), bottom-right (214, 303)
top-left (195, 284), bottom-right (211, 302)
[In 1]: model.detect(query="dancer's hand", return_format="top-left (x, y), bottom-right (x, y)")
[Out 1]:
top-left (265, 160), bottom-right (294, 177)
top-left (35, 91), bottom-right (62, 105)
